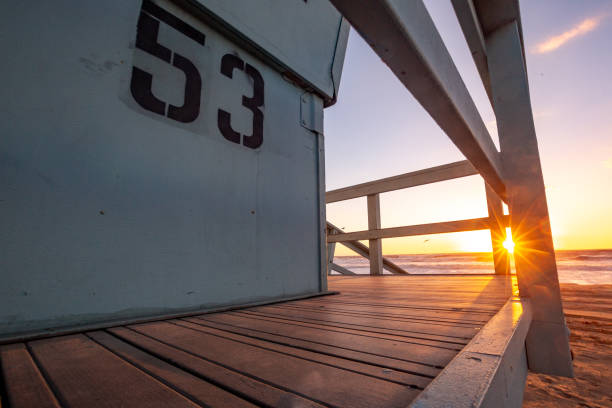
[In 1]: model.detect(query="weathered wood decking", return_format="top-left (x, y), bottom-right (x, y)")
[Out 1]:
top-left (0, 275), bottom-right (515, 407)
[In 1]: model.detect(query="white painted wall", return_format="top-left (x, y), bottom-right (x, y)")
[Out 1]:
top-left (0, 0), bottom-right (333, 337)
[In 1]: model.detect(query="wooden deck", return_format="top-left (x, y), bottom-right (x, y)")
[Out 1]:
top-left (0, 275), bottom-right (515, 408)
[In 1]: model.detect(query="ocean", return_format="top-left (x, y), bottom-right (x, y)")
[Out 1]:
top-left (332, 249), bottom-right (612, 285)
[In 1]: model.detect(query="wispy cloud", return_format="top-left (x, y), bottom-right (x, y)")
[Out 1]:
top-left (534, 16), bottom-right (603, 54)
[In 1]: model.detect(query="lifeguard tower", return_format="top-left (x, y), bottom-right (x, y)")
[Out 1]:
top-left (1, 1), bottom-right (572, 407)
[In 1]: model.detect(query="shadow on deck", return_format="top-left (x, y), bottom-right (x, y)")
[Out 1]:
top-left (0, 275), bottom-right (516, 408)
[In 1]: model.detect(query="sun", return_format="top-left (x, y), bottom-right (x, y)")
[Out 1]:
top-left (502, 228), bottom-right (515, 254)
top-left (503, 238), bottom-right (515, 254)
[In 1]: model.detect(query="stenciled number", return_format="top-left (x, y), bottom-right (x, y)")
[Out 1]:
top-left (129, 1), bottom-right (265, 148)
top-left (218, 54), bottom-right (265, 149)
top-left (130, 0), bottom-right (204, 123)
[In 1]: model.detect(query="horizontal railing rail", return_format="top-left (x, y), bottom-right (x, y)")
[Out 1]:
top-left (326, 160), bottom-right (478, 203)
top-left (327, 215), bottom-right (509, 243)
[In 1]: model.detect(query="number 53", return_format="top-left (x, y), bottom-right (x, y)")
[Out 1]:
top-left (130, 0), bottom-right (264, 149)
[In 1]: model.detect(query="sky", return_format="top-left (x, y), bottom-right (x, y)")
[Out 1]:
top-left (324, 0), bottom-right (612, 255)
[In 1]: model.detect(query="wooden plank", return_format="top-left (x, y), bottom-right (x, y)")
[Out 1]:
top-left (229, 310), bottom-right (465, 349)
top-left (327, 0), bottom-right (507, 200)
top-left (273, 302), bottom-right (491, 326)
top-left (278, 300), bottom-right (501, 319)
top-left (297, 299), bottom-right (504, 315)
top-left (300, 297), bottom-right (504, 314)
top-left (107, 326), bottom-right (323, 408)
top-left (327, 215), bottom-right (509, 243)
top-left (174, 319), bottom-right (432, 389)
top-left (187, 316), bottom-right (441, 378)
top-left (197, 312), bottom-right (458, 367)
top-left (87, 331), bottom-right (255, 408)
top-left (273, 295), bottom-right (505, 315)
top-left (409, 297), bottom-right (532, 408)
top-left (367, 193), bottom-right (383, 275)
top-left (237, 308), bottom-right (475, 344)
top-left (486, 20), bottom-right (573, 376)
top-left (242, 307), bottom-right (473, 343)
top-left (27, 334), bottom-right (198, 408)
top-left (305, 300), bottom-right (507, 315)
top-left (0, 343), bottom-right (60, 408)
top-left (327, 222), bottom-right (408, 274)
top-left (129, 321), bottom-right (421, 408)
top-left (326, 160), bottom-right (478, 203)
top-left (280, 296), bottom-right (502, 317)
top-left (485, 182), bottom-right (511, 275)
top-left (330, 262), bottom-right (357, 275)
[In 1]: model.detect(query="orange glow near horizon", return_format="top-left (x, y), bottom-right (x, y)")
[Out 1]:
top-left (458, 230), bottom-right (493, 253)
top-left (327, 171), bottom-right (612, 256)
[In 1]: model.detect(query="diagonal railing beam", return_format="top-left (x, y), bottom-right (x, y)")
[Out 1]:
top-left (450, 0), bottom-right (493, 104)
top-left (450, 0), bottom-right (527, 107)
top-left (328, 0), bottom-right (506, 201)
top-left (327, 222), bottom-right (408, 275)
top-left (329, 263), bottom-right (357, 276)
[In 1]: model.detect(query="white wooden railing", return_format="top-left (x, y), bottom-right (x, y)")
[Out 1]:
top-left (326, 161), bottom-right (509, 276)
top-left (326, 0), bottom-right (572, 376)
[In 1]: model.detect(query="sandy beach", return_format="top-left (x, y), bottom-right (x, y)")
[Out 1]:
top-left (523, 283), bottom-right (612, 407)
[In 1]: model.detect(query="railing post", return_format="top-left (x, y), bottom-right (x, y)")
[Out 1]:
top-left (486, 21), bottom-right (573, 376)
top-left (485, 182), bottom-right (510, 275)
top-left (367, 194), bottom-right (383, 276)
